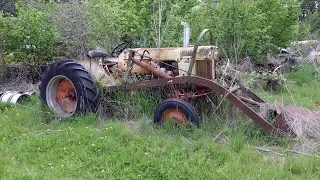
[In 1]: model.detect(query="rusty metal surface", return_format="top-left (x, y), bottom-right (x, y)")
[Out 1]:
top-left (281, 105), bottom-right (318, 117)
top-left (115, 46), bottom-right (217, 77)
top-left (196, 59), bottom-right (213, 79)
top-left (239, 86), bottom-right (265, 103)
top-left (276, 105), bottom-right (320, 136)
top-left (131, 58), bottom-right (173, 79)
top-left (188, 29), bottom-right (213, 75)
top-left (238, 96), bottom-right (260, 106)
top-left (279, 105), bottom-right (320, 124)
top-left (272, 115), bottom-right (293, 135)
top-left (121, 76), bottom-right (277, 133)
top-left (122, 46), bottom-right (218, 61)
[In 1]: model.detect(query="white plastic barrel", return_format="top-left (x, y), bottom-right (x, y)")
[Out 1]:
top-left (0, 91), bottom-right (31, 104)
top-left (0, 91), bottom-right (14, 102)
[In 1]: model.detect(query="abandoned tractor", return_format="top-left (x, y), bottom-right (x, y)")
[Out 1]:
top-left (38, 29), bottom-right (317, 136)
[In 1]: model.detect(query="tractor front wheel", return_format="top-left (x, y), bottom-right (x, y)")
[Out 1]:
top-left (154, 98), bottom-right (199, 127)
top-left (39, 60), bottom-right (100, 117)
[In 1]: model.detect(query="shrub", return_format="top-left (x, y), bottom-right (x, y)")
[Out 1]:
top-left (3, 4), bottom-right (59, 64)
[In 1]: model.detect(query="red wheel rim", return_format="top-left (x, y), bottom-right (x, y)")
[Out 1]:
top-left (56, 79), bottom-right (77, 113)
top-left (161, 109), bottom-right (186, 124)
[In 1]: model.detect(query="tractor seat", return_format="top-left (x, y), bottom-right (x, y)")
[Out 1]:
top-left (87, 50), bottom-right (108, 58)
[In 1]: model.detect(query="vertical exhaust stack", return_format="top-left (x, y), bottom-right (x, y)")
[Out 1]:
top-left (181, 22), bottom-right (190, 48)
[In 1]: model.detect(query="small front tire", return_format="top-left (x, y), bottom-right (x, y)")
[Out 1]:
top-left (154, 98), bottom-right (199, 127)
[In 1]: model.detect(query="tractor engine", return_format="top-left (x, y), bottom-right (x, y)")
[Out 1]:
top-left (105, 46), bottom-right (218, 80)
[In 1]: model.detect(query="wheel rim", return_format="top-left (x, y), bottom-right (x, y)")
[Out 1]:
top-left (46, 75), bottom-right (77, 117)
top-left (161, 109), bottom-right (186, 124)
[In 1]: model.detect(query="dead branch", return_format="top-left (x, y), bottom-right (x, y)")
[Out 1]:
top-left (253, 146), bottom-right (320, 158)
top-left (253, 146), bottom-right (284, 156)
top-left (12, 129), bottom-right (64, 140)
top-left (287, 149), bottom-right (320, 158)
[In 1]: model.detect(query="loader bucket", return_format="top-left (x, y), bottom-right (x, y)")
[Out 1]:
top-left (272, 104), bottom-right (320, 138)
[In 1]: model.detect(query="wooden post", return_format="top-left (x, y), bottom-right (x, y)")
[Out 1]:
top-left (122, 50), bottom-right (135, 82)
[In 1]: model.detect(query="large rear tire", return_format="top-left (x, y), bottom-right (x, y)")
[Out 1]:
top-left (39, 60), bottom-right (100, 117)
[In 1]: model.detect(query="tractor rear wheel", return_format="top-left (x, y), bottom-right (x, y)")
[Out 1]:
top-left (154, 98), bottom-right (199, 127)
top-left (39, 60), bottom-right (100, 117)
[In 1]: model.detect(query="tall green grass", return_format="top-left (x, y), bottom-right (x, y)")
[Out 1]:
top-left (256, 63), bottom-right (320, 110)
top-left (1, 63), bottom-right (320, 179)
top-left (0, 96), bottom-right (319, 179)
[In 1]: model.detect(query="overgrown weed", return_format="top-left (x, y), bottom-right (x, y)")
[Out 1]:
top-left (1, 63), bottom-right (320, 178)
top-left (256, 63), bottom-right (320, 110)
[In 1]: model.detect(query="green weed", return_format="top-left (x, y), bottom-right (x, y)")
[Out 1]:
top-left (1, 63), bottom-right (320, 179)
top-left (256, 63), bottom-right (320, 110)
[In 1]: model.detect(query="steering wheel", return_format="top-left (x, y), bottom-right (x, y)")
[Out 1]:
top-left (111, 41), bottom-right (132, 57)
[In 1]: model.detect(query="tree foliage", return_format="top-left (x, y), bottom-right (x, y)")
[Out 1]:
top-left (298, 0), bottom-right (320, 40)
top-left (84, 0), bottom-right (189, 51)
top-left (300, 0), bottom-right (319, 17)
top-left (210, 0), bottom-right (269, 62)
top-left (2, 2), bottom-right (59, 63)
top-left (198, 0), bottom-right (300, 61)
top-left (50, 1), bottom-right (90, 59)
top-left (0, 0), bottom-right (310, 63)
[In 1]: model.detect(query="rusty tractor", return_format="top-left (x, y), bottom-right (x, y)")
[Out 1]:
top-left (38, 29), bottom-right (316, 136)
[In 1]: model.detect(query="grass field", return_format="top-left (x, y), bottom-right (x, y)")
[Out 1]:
top-left (1, 63), bottom-right (320, 179)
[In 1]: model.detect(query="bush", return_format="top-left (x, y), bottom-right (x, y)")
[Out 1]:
top-left (200, 0), bottom-right (300, 62)
top-left (3, 4), bottom-right (60, 64)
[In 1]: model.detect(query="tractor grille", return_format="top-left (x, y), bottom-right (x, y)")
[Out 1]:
top-left (196, 59), bottom-right (213, 80)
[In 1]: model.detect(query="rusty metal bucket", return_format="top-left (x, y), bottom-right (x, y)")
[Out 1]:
top-left (272, 104), bottom-right (320, 137)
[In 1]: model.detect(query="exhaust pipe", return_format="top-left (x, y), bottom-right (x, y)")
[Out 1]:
top-left (181, 22), bottom-right (190, 48)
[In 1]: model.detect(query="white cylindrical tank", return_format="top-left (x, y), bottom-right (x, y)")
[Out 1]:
top-left (0, 91), bottom-right (31, 104)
